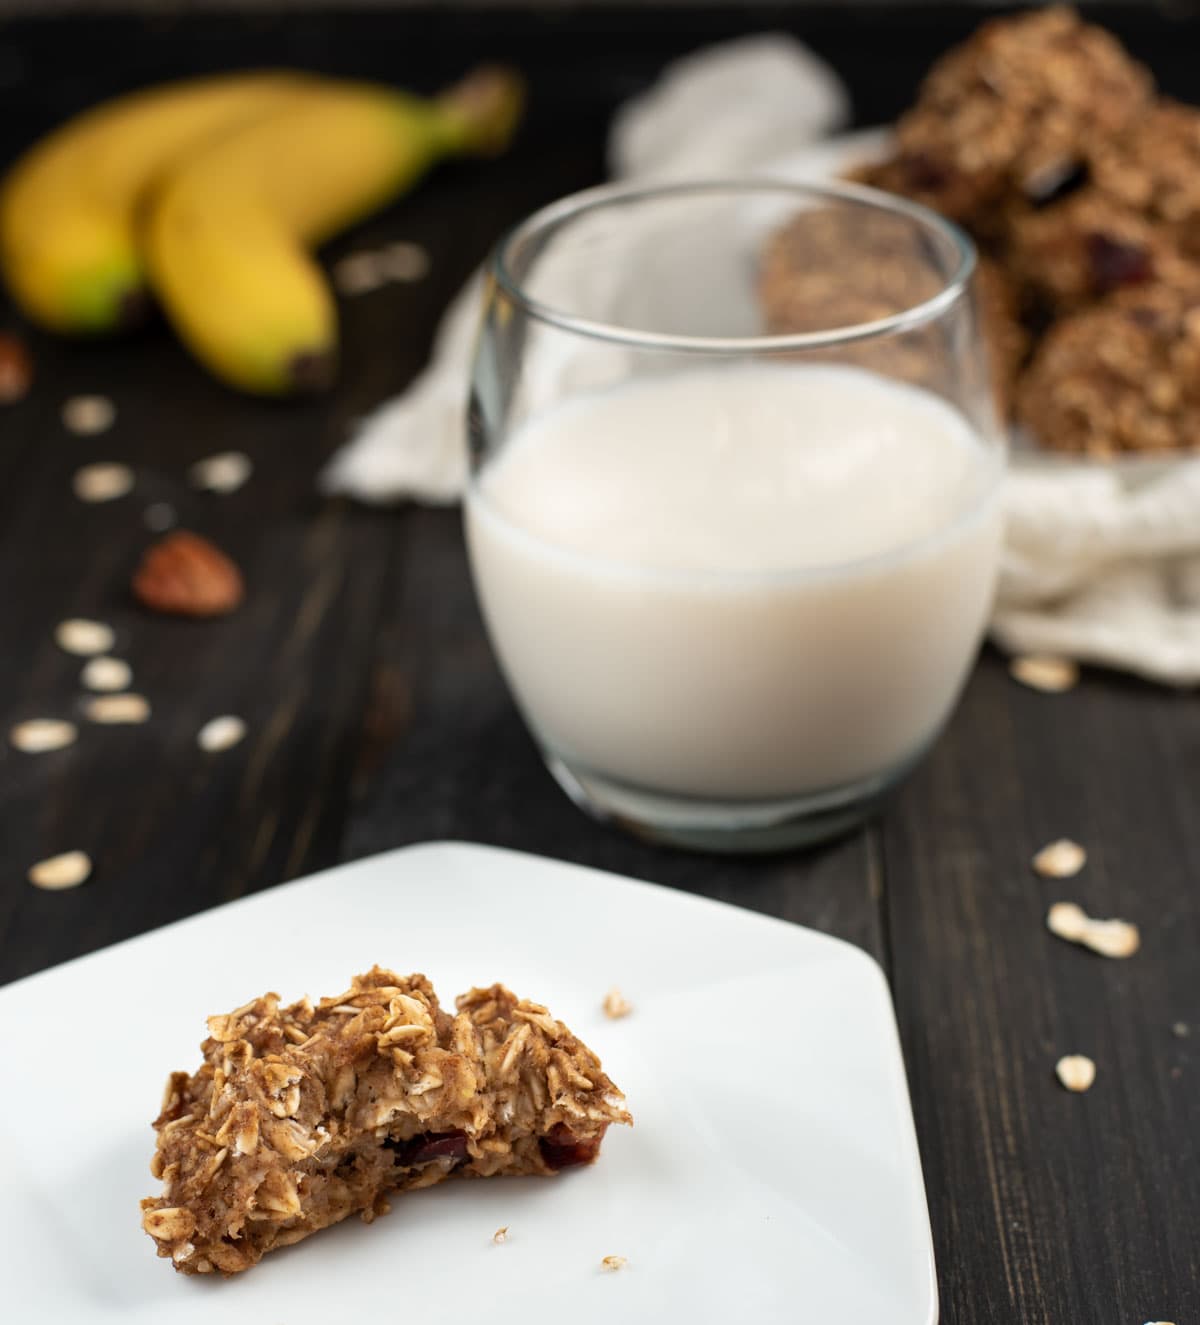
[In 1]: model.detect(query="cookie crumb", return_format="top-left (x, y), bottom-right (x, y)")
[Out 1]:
top-left (493, 1226), bottom-right (509, 1244)
top-left (28, 849), bottom-right (91, 890)
top-left (1010, 655), bottom-right (1079, 693)
top-left (601, 1255), bottom-right (627, 1272)
top-left (603, 987), bottom-right (633, 1019)
top-left (1032, 839), bottom-right (1087, 879)
top-left (1055, 1054), bottom-right (1096, 1092)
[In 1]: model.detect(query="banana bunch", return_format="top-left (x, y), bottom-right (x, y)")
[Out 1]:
top-left (0, 67), bottom-right (523, 392)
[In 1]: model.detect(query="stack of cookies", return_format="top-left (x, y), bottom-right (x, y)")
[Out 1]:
top-left (768, 7), bottom-right (1200, 458)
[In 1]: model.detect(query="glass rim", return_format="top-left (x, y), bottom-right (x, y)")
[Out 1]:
top-left (490, 176), bottom-right (978, 353)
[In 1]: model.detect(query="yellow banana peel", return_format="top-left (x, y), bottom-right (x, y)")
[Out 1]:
top-left (0, 72), bottom-right (315, 334)
top-left (142, 67), bottom-right (524, 394)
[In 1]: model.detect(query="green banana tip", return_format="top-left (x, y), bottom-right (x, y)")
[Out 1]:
top-left (437, 65), bottom-right (526, 156)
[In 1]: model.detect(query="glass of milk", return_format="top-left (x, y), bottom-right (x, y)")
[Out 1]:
top-left (465, 180), bottom-right (1006, 851)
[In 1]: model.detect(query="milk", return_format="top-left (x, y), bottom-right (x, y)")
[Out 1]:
top-left (466, 363), bottom-right (1003, 801)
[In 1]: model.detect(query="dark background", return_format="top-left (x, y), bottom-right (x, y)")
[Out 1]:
top-left (1, 6), bottom-right (1197, 1323)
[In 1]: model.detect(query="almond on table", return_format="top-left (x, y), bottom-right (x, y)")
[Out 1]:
top-left (0, 332), bottom-right (33, 403)
top-left (132, 531), bottom-right (244, 617)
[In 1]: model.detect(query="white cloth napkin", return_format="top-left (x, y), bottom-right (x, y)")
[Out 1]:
top-left (321, 35), bottom-right (1200, 687)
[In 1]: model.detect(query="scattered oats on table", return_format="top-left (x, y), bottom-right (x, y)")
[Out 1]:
top-left (189, 450), bottom-right (253, 494)
top-left (1010, 655), bottom-right (1079, 694)
top-left (379, 240), bottom-right (430, 282)
top-left (9, 718), bottom-right (78, 753)
top-left (28, 849), bottom-right (92, 890)
top-left (61, 393), bottom-right (115, 435)
top-left (1055, 1054), bottom-right (1097, 1093)
top-left (600, 1255), bottom-right (628, 1272)
top-left (603, 987), bottom-right (632, 1019)
top-left (1047, 900), bottom-right (1140, 958)
top-left (80, 656), bottom-right (132, 693)
top-left (1032, 839), bottom-right (1087, 879)
top-left (55, 618), bottom-right (115, 656)
top-left (197, 715), bottom-right (246, 752)
top-left (73, 461), bottom-right (134, 503)
top-left (83, 693), bottom-right (151, 725)
top-left (333, 250), bottom-right (388, 296)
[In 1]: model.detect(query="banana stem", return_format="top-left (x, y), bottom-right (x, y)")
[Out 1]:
top-left (434, 66), bottom-right (526, 157)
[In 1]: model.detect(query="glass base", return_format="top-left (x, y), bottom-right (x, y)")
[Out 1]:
top-left (544, 752), bottom-right (915, 854)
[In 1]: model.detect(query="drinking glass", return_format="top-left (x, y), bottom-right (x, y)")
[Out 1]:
top-left (465, 180), bottom-right (1006, 851)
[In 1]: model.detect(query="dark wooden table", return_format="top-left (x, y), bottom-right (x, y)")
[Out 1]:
top-left (1, 7), bottom-right (1197, 1322)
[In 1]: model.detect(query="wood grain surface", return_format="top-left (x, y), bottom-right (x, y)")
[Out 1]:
top-left (0, 7), bottom-right (1197, 1322)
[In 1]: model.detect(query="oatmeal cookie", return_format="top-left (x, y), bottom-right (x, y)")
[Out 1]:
top-left (866, 8), bottom-right (1153, 227)
top-left (1017, 282), bottom-right (1200, 456)
top-left (1091, 100), bottom-right (1200, 260)
top-left (1006, 190), bottom-right (1194, 314)
top-left (758, 206), bottom-right (1025, 412)
top-left (141, 969), bottom-right (630, 1275)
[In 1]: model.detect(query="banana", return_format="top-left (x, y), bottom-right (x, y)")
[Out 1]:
top-left (142, 67), bottom-right (524, 395)
top-left (0, 73), bottom-right (317, 334)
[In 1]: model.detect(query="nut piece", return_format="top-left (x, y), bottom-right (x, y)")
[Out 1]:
top-left (0, 332), bottom-right (33, 403)
top-left (600, 1255), bottom-right (628, 1272)
top-left (73, 461), bottom-right (134, 503)
top-left (143, 1207), bottom-right (197, 1242)
top-left (83, 693), bottom-right (151, 724)
top-left (80, 656), bottom-right (132, 692)
top-left (28, 850), bottom-right (92, 890)
top-left (55, 618), bottom-right (115, 656)
top-left (9, 718), bottom-right (78, 753)
top-left (189, 451), bottom-right (253, 494)
top-left (492, 1226), bottom-right (509, 1244)
top-left (1032, 839), bottom-right (1087, 879)
top-left (1010, 655), bottom-right (1079, 693)
top-left (602, 987), bottom-right (633, 1020)
top-left (197, 714), bottom-right (247, 752)
top-left (1047, 900), bottom-right (1141, 958)
top-left (61, 394), bottom-right (115, 435)
top-left (1055, 1054), bottom-right (1097, 1092)
top-left (132, 531), bottom-right (244, 618)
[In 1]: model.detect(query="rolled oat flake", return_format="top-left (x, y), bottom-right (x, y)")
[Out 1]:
top-left (28, 850), bottom-right (92, 890)
top-left (9, 718), bottom-right (78, 753)
top-left (55, 618), bottom-right (115, 656)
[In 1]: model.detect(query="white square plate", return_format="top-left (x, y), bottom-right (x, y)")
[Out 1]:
top-left (2, 842), bottom-right (936, 1324)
